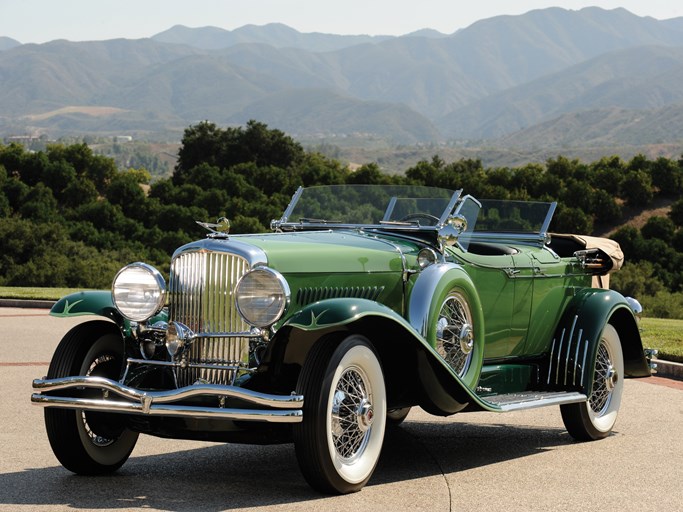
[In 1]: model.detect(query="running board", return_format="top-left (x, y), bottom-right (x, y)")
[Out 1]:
top-left (481, 391), bottom-right (587, 412)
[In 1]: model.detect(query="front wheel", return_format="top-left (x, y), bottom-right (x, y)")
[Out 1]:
top-left (561, 324), bottom-right (624, 441)
top-left (44, 321), bottom-right (139, 474)
top-left (294, 334), bottom-right (386, 494)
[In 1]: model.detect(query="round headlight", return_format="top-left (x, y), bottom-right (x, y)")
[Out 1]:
top-left (112, 263), bottom-right (166, 322)
top-left (235, 267), bottom-right (289, 327)
top-left (417, 248), bottom-right (438, 269)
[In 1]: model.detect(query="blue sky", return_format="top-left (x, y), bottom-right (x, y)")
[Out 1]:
top-left (2, 0), bottom-right (682, 44)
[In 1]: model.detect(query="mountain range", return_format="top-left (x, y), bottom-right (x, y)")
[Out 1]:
top-left (3, 6), bottom-right (683, 152)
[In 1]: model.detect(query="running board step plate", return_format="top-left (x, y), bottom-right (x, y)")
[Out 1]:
top-left (482, 391), bottom-right (587, 412)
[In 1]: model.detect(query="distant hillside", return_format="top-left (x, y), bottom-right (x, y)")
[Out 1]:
top-left (227, 88), bottom-right (441, 144)
top-left (439, 45), bottom-right (683, 139)
top-left (3, 7), bottom-right (683, 148)
top-left (152, 23), bottom-right (394, 51)
top-left (0, 37), bottom-right (20, 51)
top-left (496, 105), bottom-right (683, 149)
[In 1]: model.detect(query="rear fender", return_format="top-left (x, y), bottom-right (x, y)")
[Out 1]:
top-left (547, 288), bottom-right (649, 395)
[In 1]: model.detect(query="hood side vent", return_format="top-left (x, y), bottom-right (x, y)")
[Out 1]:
top-left (296, 286), bottom-right (384, 306)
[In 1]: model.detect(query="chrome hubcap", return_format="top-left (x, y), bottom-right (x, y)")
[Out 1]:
top-left (605, 365), bottom-right (618, 392)
top-left (357, 399), bottom-right (374, 432)
top-left (459, 323), bottom-right (474, 354)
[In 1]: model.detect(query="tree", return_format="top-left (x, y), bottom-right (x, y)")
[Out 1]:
top-left (106, 171), bottom-right (147, 218)
top-left (641, 216), bottom-right (676, 243)
top-left (174, 120), bottom-right (305, 184)
top-left (19, 183), bottom-right (60, 222)
top-left (550, 206), bottom-right (593, 234)
top-left (670, 199), bottom-right (683, 227)
top-left (620, 170), bottom-right (653, 207)
top-left (346, 163), bottom-right (393, 185)
top-left (650, 157), bottom-right (682, 197)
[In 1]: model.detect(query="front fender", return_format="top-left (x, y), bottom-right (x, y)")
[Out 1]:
top-left (277, 298), bottom-right (497, 415)
top-left (548, 288), bottom-right (649, 394)
top-left (51, 291), bottom-right (118, 318)
top-left (282, 297), bottom-right (415, 333)
top-left (50, 291), bottom-right (168, 335)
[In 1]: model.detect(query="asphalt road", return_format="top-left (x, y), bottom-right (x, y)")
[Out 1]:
top-left (1, 307), bottom-right (681, 512)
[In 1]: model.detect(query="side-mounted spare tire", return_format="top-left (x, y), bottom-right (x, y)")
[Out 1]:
top-left (409, 264), bottom-right (485, 390)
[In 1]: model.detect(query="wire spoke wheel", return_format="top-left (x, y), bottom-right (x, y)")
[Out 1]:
top-left (589, 342), bottom-right (616, 415)
top-left (294, 334), bottom-right (386, 494)
top-left (561, 323), bottom-right (624, 441)
top-left (436, 291), bottom-right (475, 378)
top-left (331, 367), bottom-right (372, 460)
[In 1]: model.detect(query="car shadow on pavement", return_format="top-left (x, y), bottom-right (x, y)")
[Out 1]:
top-left (0, 421), bottom-right (571, 510)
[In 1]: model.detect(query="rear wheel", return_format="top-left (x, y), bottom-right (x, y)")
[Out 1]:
top-left (561, 324), bottom-right (624, 441)
top-left (294, 334), bottom-right (386, 494)
top-left (44, 321), bottom-right (139, 474)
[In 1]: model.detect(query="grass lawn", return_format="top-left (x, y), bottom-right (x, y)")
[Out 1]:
top-left (1, 287), bottom-right (681, 362)
top-left (639, 317), bottom-right (683, 363)
top-left (0, 286), bottom-right (98, 300)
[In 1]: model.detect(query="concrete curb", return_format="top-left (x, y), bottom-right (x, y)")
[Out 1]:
top-left (652, 359), bottom-right (683, 381)
top-left (0, 299), bottom-right (56, 309)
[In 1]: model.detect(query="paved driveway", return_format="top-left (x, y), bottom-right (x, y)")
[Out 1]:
top-left (1, 308), bottom-right (681, 511)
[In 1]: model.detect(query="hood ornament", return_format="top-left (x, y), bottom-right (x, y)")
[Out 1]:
top-left (196, 217), bottom-right (231, 238)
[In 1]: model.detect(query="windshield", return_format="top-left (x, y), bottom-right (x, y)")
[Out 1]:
top-left (475, 199), bottom-right (556, 234)
top-left (277, 185), bottom-right (460, 228)
top-left (273, 185), bottom-right (557, 244)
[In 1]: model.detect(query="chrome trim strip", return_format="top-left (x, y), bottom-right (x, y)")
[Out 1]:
top-left (572, 330), bottom-right (583, 386)
top-left (580, 338), bottom-right (590, 387)
top-left (31, 376), bottom-right (304, 423)
top-left (554, 327), bottom-right (566, 384)
top-left (547, 334), bottom-right (559, 385)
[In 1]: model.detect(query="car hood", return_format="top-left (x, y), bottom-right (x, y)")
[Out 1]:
top-left (232, 230), bottom-right (411, 273)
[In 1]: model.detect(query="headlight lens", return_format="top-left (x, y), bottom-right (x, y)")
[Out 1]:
top-left (417, 248), bottom-right (438, 269)
top-left (235, 267), bottom-right (289, 327)
top-left (112, 263), bottom-right (166, 322)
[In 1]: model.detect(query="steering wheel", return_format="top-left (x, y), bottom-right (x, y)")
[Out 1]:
top-left (399, 213), bottom-right (440, 226)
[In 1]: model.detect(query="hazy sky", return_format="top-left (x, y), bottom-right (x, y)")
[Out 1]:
top-left (2, 0), bottom-right (682, 44)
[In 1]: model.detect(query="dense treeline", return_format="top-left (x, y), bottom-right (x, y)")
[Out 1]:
top-left (2, 120), bottom-right (683, 316)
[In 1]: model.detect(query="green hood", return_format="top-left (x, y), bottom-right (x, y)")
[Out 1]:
top-left (233, 230), bottom-right (409, 273)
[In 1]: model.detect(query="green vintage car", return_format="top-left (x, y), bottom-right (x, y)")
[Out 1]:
top-left (32, 184), bottom-right (652, 494)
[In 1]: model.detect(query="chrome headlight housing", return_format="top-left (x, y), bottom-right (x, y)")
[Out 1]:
top-left (112, 262), bottom-right (166, 322)
top-left (235, 267), bottom-right (290, 327)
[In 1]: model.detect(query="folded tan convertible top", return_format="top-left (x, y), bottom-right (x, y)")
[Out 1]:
top-left (551, 233), bottom-right (624, 289)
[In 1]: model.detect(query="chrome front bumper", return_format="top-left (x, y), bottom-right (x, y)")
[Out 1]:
top-left (31, 376), bottom-right (304, 423)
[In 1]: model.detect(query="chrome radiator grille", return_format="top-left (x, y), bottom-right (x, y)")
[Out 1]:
top-left (169, 250), bottom-right (251, 386)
